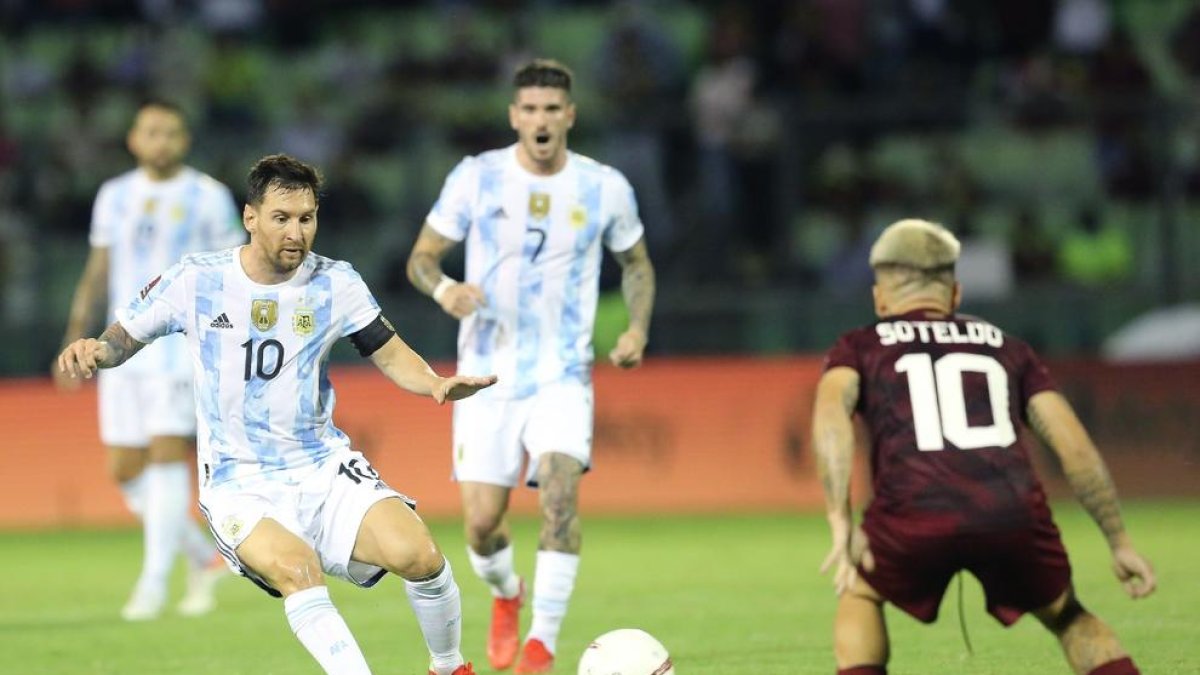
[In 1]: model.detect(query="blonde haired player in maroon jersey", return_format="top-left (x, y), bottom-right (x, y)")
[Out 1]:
top-left (813, 219), bottom-right (1156, 675)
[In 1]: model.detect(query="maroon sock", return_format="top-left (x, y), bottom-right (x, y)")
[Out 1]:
top-left (837, 667), bottom-right (886, 675)
top-left (1088, 657), bottom-right (1139, 675)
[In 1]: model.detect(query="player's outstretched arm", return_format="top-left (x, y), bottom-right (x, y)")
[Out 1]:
top-left (1027, 391), bottom-right (1157, 598)
top-left (368, 333), bottom-right (497, 404)
top-left (813, 366), bottom-right (872, 594)
top-left (53, 247), bottom-right (109, 389)
top-left (406, 223), bottom-right (486, 320)
top-left (609, 237), bottom-right (655, 368)
top-left (57, 321), bottom-right (146, 380)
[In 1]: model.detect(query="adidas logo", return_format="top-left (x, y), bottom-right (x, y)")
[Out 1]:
top-left (490, 206), bottom-right (507, 219)
top-left (209, 313), bottom-right (234, 329)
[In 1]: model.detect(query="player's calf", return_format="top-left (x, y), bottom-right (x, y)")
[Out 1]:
top-left (1034, 589), bottom-right (1139, 674)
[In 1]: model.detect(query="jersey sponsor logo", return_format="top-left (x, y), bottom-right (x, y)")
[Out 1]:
top-left (569, 204), bottom-right (587, 229)
top-left (209, 312), bottom-right (234, 329)
top-left (292, 308), bottom-right (315, 336)
top-left (529, 192), bottom-right (551, 219)
top-left (139, 275), bottom-right (162, 299)
top-left (251, 299), bottom-right (278, 331)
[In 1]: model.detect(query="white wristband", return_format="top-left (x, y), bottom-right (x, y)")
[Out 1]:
top-left (432, 275), bottom-right (456, 303)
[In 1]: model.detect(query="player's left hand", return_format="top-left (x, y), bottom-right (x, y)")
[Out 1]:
top-left (57, 338), bottom-right (110, 381)
top-left (434, 374), bottom-right (498, 404)
top-left (609, 328), bottom-right (647, 369)
top-left (1111, 544), bottom-right (1156, 599)
top-left (820, 526), bottom-right (874, 596)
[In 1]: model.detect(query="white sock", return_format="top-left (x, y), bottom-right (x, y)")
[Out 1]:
top-left (467, 545), bottom-right (522, 598)
top-left (285, 586), bottom-right (372, 674)
top-left (119, 473), bottom-right (146, 517)
top-left (181, 521), bottom-right (217, 569)
top-left (405, 559), bottom-right (464, 675)
top-left (526, 551), bottom-right (580, 655)
top-left (136, 462), bottom-right (190, 594)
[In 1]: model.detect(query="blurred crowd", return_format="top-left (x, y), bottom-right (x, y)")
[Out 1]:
top-left (2, 0), bottom-right (1200, 355)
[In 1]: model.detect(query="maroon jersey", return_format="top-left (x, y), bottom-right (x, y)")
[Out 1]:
top-left (825, 309), bottom-right (1058, 536)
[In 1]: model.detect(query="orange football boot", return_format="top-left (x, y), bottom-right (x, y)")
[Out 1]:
top-left (514, 638), bottom-right (554, 674)
top-left (429, 663), bottom-right (475, 675)
top-left (488, 579), bottom-right (525, 669)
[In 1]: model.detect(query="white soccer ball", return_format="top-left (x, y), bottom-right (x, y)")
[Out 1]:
top-left (577, 628), bottom-right (675, 675)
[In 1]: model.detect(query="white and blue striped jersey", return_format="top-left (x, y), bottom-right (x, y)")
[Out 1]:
top-left (90, 167), bottom-right (244, 376)
top-left (115, 248), bottom-right (382, 487)
top-left (426, 145), bottom-right (644, 399)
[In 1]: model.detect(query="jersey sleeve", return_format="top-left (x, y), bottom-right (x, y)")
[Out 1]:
top-left (88, 183), bottom-right (117, 248)
top-left (425, 156), bottom-right (478, 242)
top-left (823, 332), bottom-right (861, 373)
top-left (1016, 339), bottom-right (1057, 406)
top-left (204, 182), bottom-right (246, 250)
top-left (337, 265), bottom-right (383, 337)
top-left (602, 170), bottom-right (645, 253)
top-left (114, 263), bottom-right (189, 343)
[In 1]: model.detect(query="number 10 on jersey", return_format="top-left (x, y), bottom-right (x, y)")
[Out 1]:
top-left (895, 353), bottom-right (1017, 452)
top-left (242, 339), bottom-right (284, 381)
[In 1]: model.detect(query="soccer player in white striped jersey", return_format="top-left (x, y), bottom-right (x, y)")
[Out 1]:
top-left (59, 154), bottom-right (495, 675)
top-left (406, 59), bottom-right (657, 674)
top-left (54, 100), bottom-right (244, 621)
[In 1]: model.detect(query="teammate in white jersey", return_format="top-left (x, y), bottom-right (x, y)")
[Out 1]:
top-left (406, 60), bottom-right (657, 673)
top-left (54, 100), bottom-right (244, 621)
top-left (59, 155), bottom-right (494, 675)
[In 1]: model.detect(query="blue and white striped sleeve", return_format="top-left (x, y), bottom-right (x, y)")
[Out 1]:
top-left (115, 263), bottom-right (190, 343)
top-left (601, 170), bottom-right (645, 253)
top-left (424, 156), bottom-right (477, 242)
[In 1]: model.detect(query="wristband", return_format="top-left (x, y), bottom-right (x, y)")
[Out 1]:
top-left (432, 275), bottom-right (456, 302)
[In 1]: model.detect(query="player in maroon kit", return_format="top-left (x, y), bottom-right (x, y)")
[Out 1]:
top-left (812, 219), bottom-right (1156, 675)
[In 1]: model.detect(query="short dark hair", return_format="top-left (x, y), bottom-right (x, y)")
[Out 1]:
top-left (246, 154), bottom-right (323, 206)
top-left (136, 98), bottom-right (188, 126)
top-left (513, 59), bottom-right (573, 92)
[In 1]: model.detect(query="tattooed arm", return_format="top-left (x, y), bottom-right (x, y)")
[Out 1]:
top-left (53, 247), bottom-right (109, 388)
top-left (56, 321), bottom-right (146, 380)
top-left (609, 237), bottom-right (656, 368)
top-left (813, 366), bottom-right (871, 594)
top-left (813, 367), bottom-right (860, 535)
top-left (1027, 391), bottom-right (1156, 598)
top-left (406, 223), bottom-right (485, 320)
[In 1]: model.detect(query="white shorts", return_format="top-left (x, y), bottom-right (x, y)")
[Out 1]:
top-left (198, 451), bottom-right (413, 596)
top-left (452, 379), bottom-right (593, 488)
top-left (98, 369), bottom-right (195, 447)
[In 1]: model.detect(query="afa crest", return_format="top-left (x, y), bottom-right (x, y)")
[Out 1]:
top-left (529, 192), bottom-right (551, 219)
top-left (251, 299), bottom-right (278, 331)
top-left (293, 309), bottom-right (315, 336)
top-left (569, 204), bottom-right (588, 229)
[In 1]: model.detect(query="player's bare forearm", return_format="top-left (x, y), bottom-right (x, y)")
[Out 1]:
top-left (1028, 391), bottom-right (1128, 549)
top-left (96, 322), bottom-right (145, 368)
top-left (406, 224), bottom-right (458, 296)
top-left (813, 368), bottom-right (860, 528)
top-left (62, 248), bottom-right (110, 346)
top-left (614, 239), bottom-right (655, 335)
top-left (370, 335), bottom-right (442, 396)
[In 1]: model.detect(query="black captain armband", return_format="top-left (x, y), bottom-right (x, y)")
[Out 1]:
top-left (350, 314), bottom-right (396, 357)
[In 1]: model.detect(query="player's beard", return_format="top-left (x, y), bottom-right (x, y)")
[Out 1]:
top-left (273, 245), bottom-right (307, 273)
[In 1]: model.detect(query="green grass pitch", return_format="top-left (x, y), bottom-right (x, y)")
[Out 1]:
top-left (0, 501), bottom-right (1195, 674)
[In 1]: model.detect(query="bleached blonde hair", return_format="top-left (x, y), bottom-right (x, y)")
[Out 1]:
top-left (869, 219), bottom-right (960, 293)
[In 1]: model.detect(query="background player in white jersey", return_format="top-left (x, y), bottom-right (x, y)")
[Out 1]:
top-left (406, 59), bottom-right (657, 673)
top-left (53, 99), bottom-right (244, 621)
top-left (58, 154), bottom-right (496, 675)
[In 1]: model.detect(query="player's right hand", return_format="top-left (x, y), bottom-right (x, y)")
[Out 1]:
top-left (437, 282), bottom-right (487, 320)
top-left (1111, 545), bottom-right (1156, 599)
top-left (820, 526), bottom-right (874, 596)
top-left (57, 338), bottom-right (110, 382)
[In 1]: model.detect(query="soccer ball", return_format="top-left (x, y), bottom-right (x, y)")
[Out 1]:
top-left (577, 628), bottom-right (675, 675)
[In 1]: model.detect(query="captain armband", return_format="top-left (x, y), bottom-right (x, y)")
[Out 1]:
top-left (349, 313), bottom-right (396, 357)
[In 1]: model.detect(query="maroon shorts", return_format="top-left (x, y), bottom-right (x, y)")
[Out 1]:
top-left (859, 514), bottom-right (1072, 626)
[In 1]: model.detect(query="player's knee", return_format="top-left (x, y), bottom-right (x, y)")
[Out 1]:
top-left (385, 538), bottom-right (445, 581)
top-left (463, 509), bottom-right (504, 544)
top-left (261, 550), bottom-right (324, 595)
top-left (107, 453), bottom-right (144, 483)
